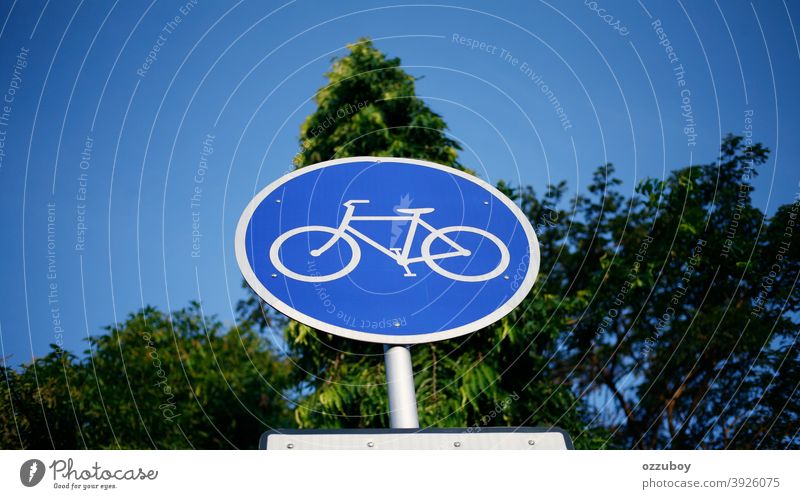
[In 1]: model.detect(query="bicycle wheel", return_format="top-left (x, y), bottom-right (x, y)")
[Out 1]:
top-left (269, 226), bottom-right (361, 282)
top-left (421, 226), bottom-right (510, 282)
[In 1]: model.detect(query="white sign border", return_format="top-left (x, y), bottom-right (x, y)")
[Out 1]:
top-left (235, 156), bottom-right (540, 344)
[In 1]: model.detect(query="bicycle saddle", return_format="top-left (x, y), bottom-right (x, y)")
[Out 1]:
top-left (395, 208), bottom-right (435, 214)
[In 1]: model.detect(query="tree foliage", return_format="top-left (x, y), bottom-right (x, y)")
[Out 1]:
top-left (546, 137), bottom-right (799, 448)
top-left (2, 39), bottom-right (797, 450)
top-left (1, 305), bottom-right (292, 449)
top-left (292, 37), bottom-right (462, 170)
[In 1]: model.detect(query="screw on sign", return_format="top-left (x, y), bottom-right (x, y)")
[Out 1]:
top-left (236, 157), bottom-right (540, 430)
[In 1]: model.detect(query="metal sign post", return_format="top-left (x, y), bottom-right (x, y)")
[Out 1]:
top-left (383, 345), bottom-right (419, 428)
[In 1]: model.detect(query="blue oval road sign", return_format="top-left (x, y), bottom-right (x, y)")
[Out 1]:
top-left (235, 157), bottom-right (539, 344)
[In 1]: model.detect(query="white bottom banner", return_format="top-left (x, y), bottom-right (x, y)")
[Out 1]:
top-left (1, 450), bottom-right (798, 498)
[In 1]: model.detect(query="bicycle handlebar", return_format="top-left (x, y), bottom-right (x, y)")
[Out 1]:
top-left (343, 200), bottom-right (370, 206)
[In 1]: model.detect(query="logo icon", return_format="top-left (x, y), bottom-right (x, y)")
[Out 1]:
top-left (20, 459), bottom-right (45, 487)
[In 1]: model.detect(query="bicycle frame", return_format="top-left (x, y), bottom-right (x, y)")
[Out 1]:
top-left (310, 200), bottom-right (470, 277)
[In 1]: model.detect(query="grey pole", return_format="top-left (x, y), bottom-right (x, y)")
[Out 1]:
top-left (383, 345), bottom-right (419, 428)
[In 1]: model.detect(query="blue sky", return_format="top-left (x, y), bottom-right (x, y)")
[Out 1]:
top-left (1, 0), bottom-right (798, 364)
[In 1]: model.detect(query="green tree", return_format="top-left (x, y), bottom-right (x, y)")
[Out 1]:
top-left (550, 135), bottom-right (799, 448)
top-left (239, 38), bottom-right (608, 448)
top-left (0, 348), bottom-right (84, 449)
top-left (292, 37), bottom-right (462, 170)
top-left (1, 304), bottom-right (293, 449)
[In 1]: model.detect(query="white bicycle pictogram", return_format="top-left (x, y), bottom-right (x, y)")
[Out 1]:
top-left (270, 199), bottom-right (510, 283)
